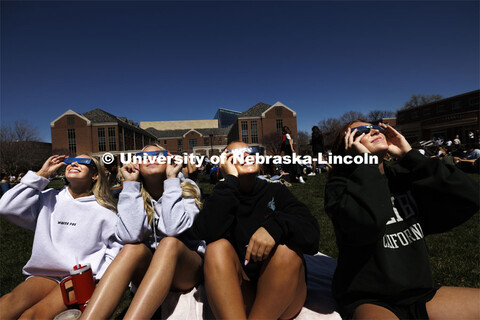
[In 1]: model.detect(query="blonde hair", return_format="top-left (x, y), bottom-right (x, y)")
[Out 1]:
top-left (87, 156), bottom-right (117, 213)
top-left (128, 144), bottom-right (202, 226)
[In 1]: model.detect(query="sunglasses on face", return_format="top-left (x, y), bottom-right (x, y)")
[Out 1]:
top-left (227, 146), bottom-right (262, 155)
top-left (351, 125), bottom-right (385, 138)
top-left (64, 158), bottom-right (93, 165)
top-left (135, 150), bottom-right (169, 157)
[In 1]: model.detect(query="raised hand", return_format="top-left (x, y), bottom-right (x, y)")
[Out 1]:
top-left (166, 154), bottom-right (183, 179)
top-left (380, 123), bottom-right (412, 158)
top-left (120, 163), bottom-right (140, 182)
top-left (244, 227), bottom-right (276, 264)
top-left (344, 128), bottom-right (370, 155)
top-left (37, 155), bottom-right (67, 178)
top-left (219, 152), bottom-right (238, 177)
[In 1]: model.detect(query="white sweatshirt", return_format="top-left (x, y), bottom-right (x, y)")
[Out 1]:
top-left (0, 171), bottom-right (122, 280)
top-left (116, 177), bottom-right (205, 253)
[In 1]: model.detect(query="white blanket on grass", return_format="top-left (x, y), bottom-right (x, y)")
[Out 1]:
top-left (160, 252), bottom-right (341, 320)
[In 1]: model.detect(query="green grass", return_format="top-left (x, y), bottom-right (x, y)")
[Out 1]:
top-left (1, 173), bottom-right (478, 316)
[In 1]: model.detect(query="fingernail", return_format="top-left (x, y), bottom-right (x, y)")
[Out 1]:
top-left (244, 260), bottom-right (248, 266)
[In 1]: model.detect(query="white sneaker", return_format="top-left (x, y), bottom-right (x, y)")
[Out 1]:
top-left (299, 176), bottom-right (305, 184)
top-left (307, 172), bottom-right (316, 176)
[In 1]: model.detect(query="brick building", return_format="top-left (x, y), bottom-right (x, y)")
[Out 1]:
top-left (51, 109), bottom-right (157, 155)
top-left (396, 90), bottom-right (479, 142)
top-left (51, 101), bottom-right (297, 157)
top-left (227, 101), bottom-right (297, 154)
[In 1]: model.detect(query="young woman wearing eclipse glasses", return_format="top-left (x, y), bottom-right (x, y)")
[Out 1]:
top-left (325, 120), bottom-right (479, 319)
top-left (193, 141), bottom-right (320, 319)
top-left (81, 145), bottom-right (204, 320)
top-left (0, 155), bottom-right (121, 319)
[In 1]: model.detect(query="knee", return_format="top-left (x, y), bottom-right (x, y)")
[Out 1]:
top-left (269, 245), bottom-right (303, 272)
top-left (157, 236), bottom-right (183, 253)
top-left (119, 243), bottom-right (151, 261)
top-left (204, 239), bottom-right (236, 271)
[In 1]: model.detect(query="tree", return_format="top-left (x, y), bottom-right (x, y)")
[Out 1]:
top-left (297, 130), bottom-right (311, 155)
top-left (317, 117), bottom-right (341, 150)
top-left (317, 110), bottom-right (367, 149)
top-left (261, 132), bottom-right (283, 155)
top-left (339, 111), bottom-right (366, 124)
top-left (401, 94), bottom-right (443, 110)
top-left (0, 121), bottom-right (46, 175)
top-left (366, 110), bottom-right (395, 122)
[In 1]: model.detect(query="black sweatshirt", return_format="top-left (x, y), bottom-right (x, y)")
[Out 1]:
top-left (325, 150), bottom-right (479, 311)
top-left (193, 175), bottom-right (320, 277)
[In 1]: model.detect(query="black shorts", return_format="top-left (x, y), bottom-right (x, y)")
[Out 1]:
top-left (342, 286), bottom-right (440, 320)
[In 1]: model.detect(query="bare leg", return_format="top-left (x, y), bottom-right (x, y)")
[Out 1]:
top-left (0, 277), bottom-right (58, 319)
top-left (248, 245), bottom-right (306, 320)
top-left (426, 286), bottom-right (480, 320)
top-left (18, 280), bottom-right (69, 320)
top-left (353, 304), bottom-right (398, 320)
top-left (204, 239), bottom-right (248, 320)
top-left (81, 243), bottom-right (152, 320)
top-left (123, 237), bottom-right (203, 320)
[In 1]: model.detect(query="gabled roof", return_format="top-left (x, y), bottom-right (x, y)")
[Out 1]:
top-left (82, 108), bottom-right (119, 123)
top-left (50, 109), bottom-right (92, 127)
top-left (261, 101), bottom-right (296, 117)
top-left (239, 102), bottom-right (271, 118)
top-left (81, 108), bottom-right (156, 138)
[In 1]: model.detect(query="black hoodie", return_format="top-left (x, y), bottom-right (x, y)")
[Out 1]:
top-left (193, 175), bottom-right (320, 277)
top-left (325, 149), bottom-right (479, 311)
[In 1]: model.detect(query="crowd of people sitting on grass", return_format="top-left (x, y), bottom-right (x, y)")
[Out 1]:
top-left (0, 121), bottom-right (479, 320)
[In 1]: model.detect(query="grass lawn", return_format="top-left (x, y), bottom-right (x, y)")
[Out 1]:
top-left (1, 173), bottom-right (478, 316)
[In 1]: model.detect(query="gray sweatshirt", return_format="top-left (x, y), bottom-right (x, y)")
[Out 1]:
top-left (116, 177), bottom-right (205, 253)
top-left (0, 171), bottom-right (122, 280)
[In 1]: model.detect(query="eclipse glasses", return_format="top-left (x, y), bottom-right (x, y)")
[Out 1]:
top-left (64, 158), bottom-right (93, 165)
top-left (351, 125), bottom-right (385, 138)
top-left (135, 150), bottom-right (169, 157)
top-left (226, 146), bottom-right (263, 155)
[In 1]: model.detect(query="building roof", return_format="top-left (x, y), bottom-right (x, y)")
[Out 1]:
top-left (82, 108), bottom-right (156, 138)
top-left (145, 126), bottom-right (231, 139)
top-left (239, 102), bottom-right (271, 118)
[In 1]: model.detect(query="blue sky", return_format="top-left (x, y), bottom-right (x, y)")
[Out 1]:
top-left (1, 1), bottom-right (479, 142)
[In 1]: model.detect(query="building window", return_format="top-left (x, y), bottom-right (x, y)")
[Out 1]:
top-left (469, 97), bottom-right (479, 105)
top-left (452, 101), bottom-right (461, 110)
top-left (177, 139), bottom-right (182, 151)
top-left (119, 127), bottom-right (124, 150)
top-left (189, 139), bottom-right (198, 150)
top-left (423, 107), bottom-right (432, 117)
top-left (251, 121), bottom-right (258, 143)
top-left (204, 138), bottom-right (209, 146)
top-left (411, 110), bottom-right (419, 120)
top-left (108, 127), bottom-right (116, 151)
top-left (164, 140), bottom-right (167, 144)
top-left (98, 128), bottom-right (106, 151)
top-left (67, 129), bottom-right (76, 154)
top-left (67, 115), bottom-right (75, 126)
top-left (276, 119), bottom-right (283, 134)
top-left (437, 104), bottom-right (447, 113)
top-left (218, 137), bottom-right (222, 143)
top-left (241, 121), bottom-right (249, 143)
top-left (275, 106), bottom-right (282, 116)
